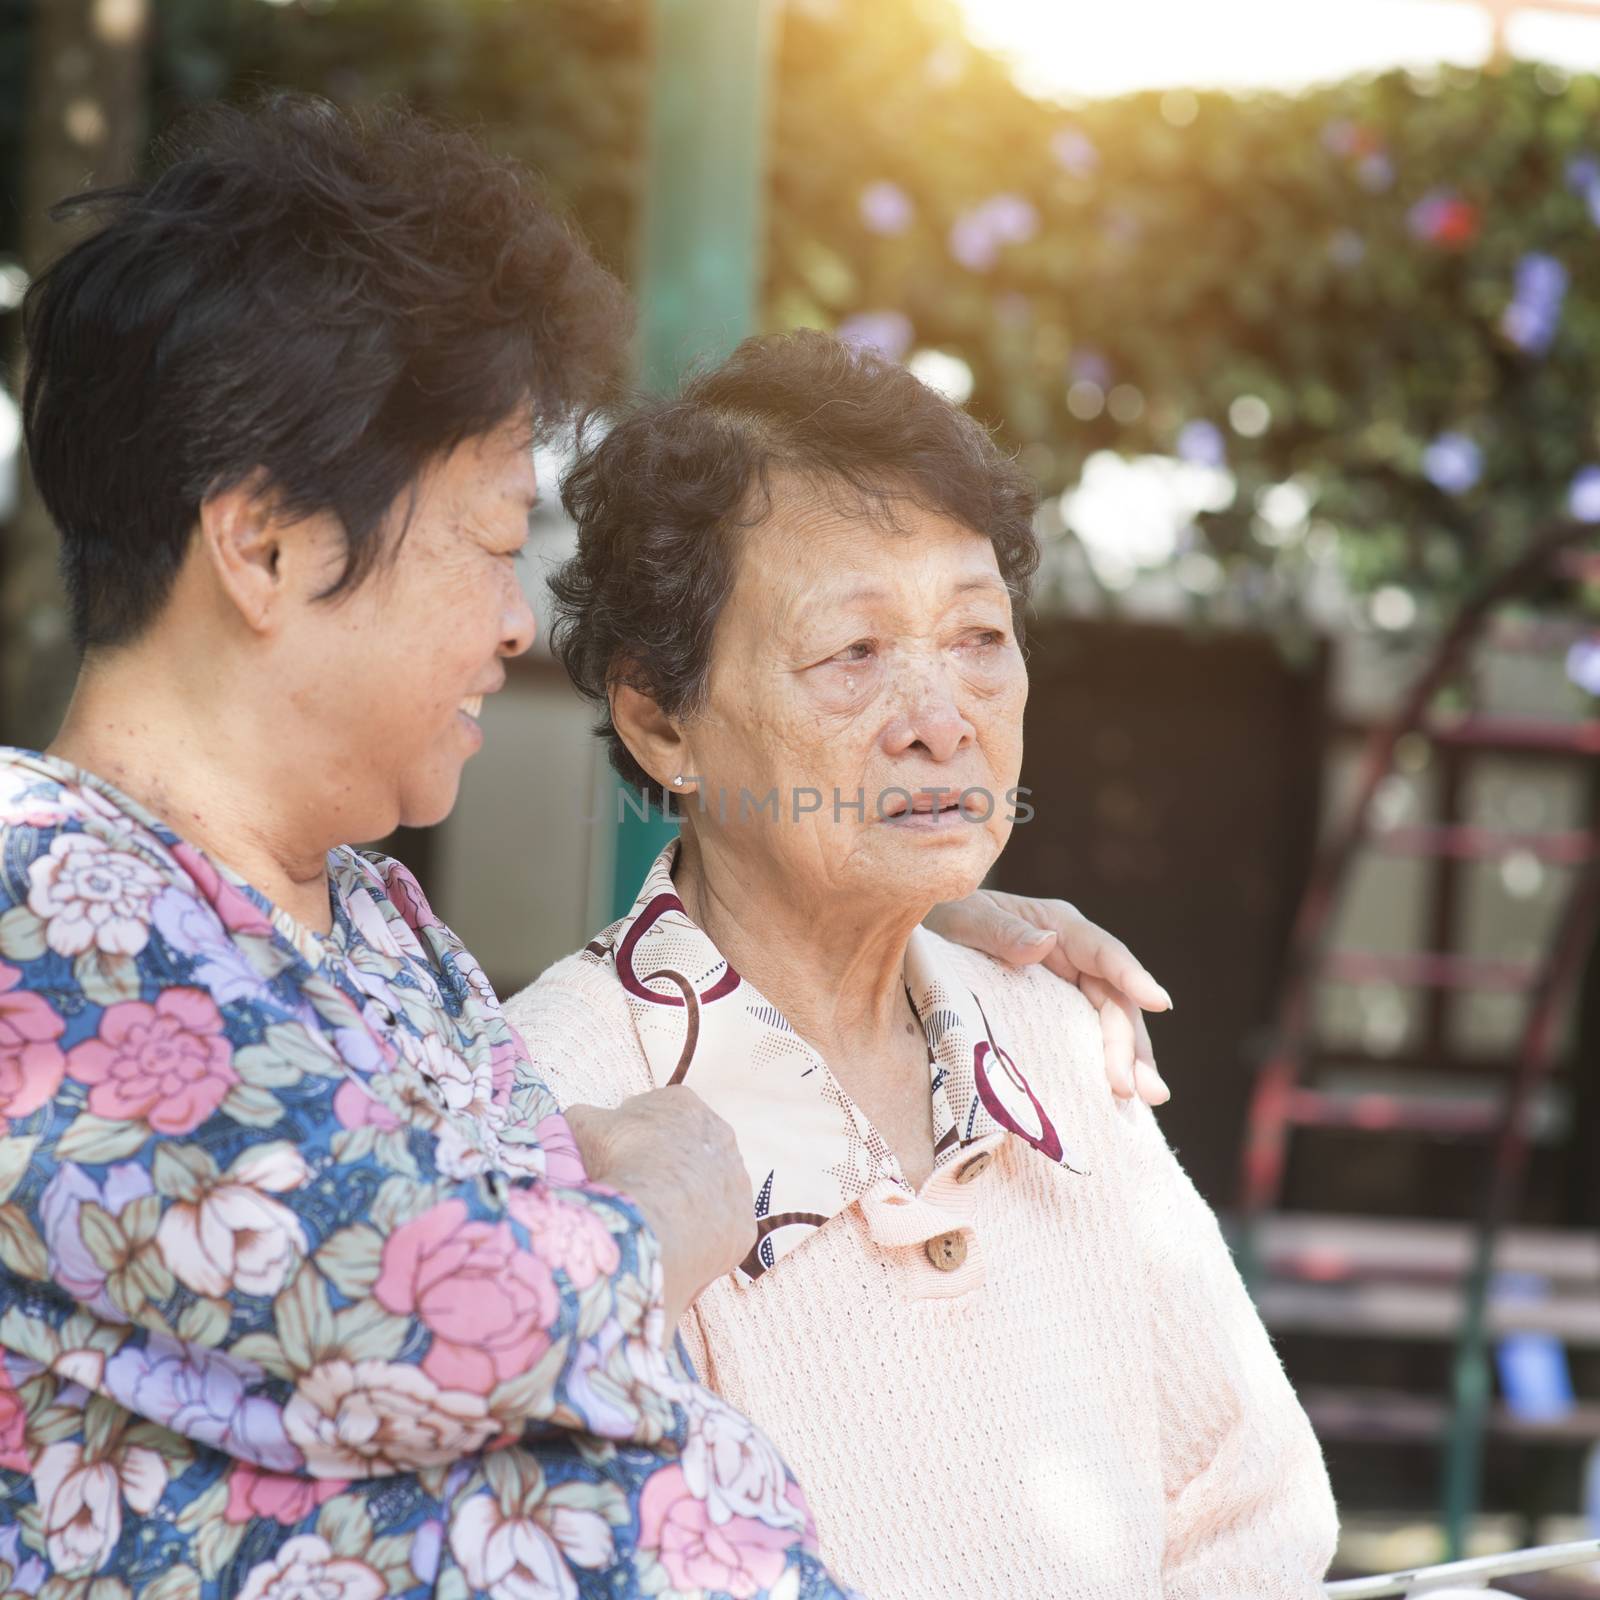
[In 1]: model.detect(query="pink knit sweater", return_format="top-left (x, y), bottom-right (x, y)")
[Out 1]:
top-left (504, 934), bottom-right (1337, 1599)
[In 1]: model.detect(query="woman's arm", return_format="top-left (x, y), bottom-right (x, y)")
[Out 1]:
top-left (503, 966), bottom-right (756, 1334)
top-left (0, 812), bottom-right (692, 1478)
top-left (1115, 1097), bottom-right (1339, 1597)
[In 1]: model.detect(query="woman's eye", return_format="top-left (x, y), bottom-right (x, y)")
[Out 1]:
top-left (961, 629), bottom-right (1005, 649)
top-left (828, 641), bottom-right (875, 665)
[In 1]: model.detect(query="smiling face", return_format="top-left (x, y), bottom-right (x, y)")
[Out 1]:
top-left (272, 419), bottom-right (540, 836)
top-left (674, 479), bottom-right (1029, 916)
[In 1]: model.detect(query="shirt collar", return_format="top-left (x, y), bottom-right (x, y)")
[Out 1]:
top-left (585, 841), bottom-right (1076, 1278)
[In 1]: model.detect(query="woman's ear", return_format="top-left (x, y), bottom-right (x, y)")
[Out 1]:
top-left (610, 680), bottom-right (694, 795)
top-left (196, 474), bottom-right (290, 634)
top-left (197, 474), bottom-right (343, 635)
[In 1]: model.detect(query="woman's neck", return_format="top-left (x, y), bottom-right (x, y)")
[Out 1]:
top-left (671, 828), bottom-right (926, 1065)
top-left (48, 649), bottom-right (338, 933)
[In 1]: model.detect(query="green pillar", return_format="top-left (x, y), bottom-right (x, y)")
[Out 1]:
top-left (609, 0), bottom-right (774, 916)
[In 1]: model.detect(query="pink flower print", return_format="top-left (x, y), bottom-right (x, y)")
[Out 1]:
top-left (373, 1200), bottom-right (558, 1394)
top-left (26, 832), bottom-right (166, 958)
top-left (679, 1390), bottom-right (804, 1533)
top-left (223, 1464), bottom-right (346, 1527)
top-left (235, 1534), bottom-right (385, 1600)
top-left (507, 1187), bottom-right (620, 1291)
top-left (534, 1112), bottom-right (588, 1188)
top-left (0, 960), bottom-right (66, 1133)
top-left (381, 859), bottom-right (442, 934)
top-left (167, 841), bottom-right (274, 937)
top-left (637, 1463), bottom-right (795, 1599)
top-left (332, 1079), bottom-right (401, 1131)
top-left (488, 1035), bottom-right (522, 1109)
top-left (0, 1356), bottom-right (29, 1472)
top-left (67, 988), bottom-right (237, 1134)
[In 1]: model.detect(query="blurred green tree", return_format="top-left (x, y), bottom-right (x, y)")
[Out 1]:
top-left (5, 0), bottom-right (1600, 687)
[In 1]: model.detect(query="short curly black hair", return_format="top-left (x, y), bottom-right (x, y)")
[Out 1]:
top-left (23, 92), bottom-right (631, 651)
top-left (550, 328), bottom-right (1040, 812)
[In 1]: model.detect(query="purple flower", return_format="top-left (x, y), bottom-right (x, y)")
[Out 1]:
top-left (331, 1020), bottom-right (386, 1075)
top-left (1357, 153), bottom-right (1395, 193)
top-left (858, 180), bottom-right (914, 237)
top-left (1177, 420), bottom-right (1227, 468)
top-left (1422, 432), bottom-right (1482, 494)
top-left (1068, 348), bottom-right (1112, 387)
top-left (949, 194), bottom-right (1038, 272)
top-left (1050, 127), bottom-right (1099, 176)
top-left (0, 1528), bottom-right (44, 1596)
top-left (1566, 637), bottom-right (1600, 697)
top-left (948, 211), bottom-right (1000, 272)
top-left (1567, 155), bottom-right (1600, 198)
top-left (412, 1519), bottom-right (444, 1585)
top-left (40, 1162), bottom-right (153, 1308)
top-left (1569, 147), bottom-right (1600, 226)
top-left (1408, 189), bottom-right (1479, 247)
top-left (563, 1323), bottom-right (639, 1439)
top-left (1503, 301), bottom-right (1560, 353)
top-left (103, 1333), bottom-right (301, 1470)
top-left (151, 887), bottom-right (271, 1006)
top-left (835, 310), bottom-right (913, 363)
top-left (1502, 253), bottom-right (1568, 355)
top-left (1568, 465), bottom-right (1600, 522)
top-left (984, 194), bottom-right (1038, 243)
top-left (1515, 252), bottom-right (1568, 308)
top-left (1323, 120), bottom-right (1392, 190)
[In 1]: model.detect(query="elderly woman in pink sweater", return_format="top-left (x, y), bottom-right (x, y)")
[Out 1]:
top-left (505, 329), bottom-right (1338, 1599)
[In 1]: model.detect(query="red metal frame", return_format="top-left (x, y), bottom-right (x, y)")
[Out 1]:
top-left (1236, 520), bottom-right (1600, 1555)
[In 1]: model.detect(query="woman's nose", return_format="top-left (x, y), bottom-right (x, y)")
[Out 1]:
top-left (499, 589), bottom-right (538, 658)
top-left (886, 678), bottom-right (976, 763)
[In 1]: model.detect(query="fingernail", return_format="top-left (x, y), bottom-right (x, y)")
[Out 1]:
top-left (1158, 987), bottom-right (1174, 1011)
top-left (1150, 1074), bottom-right (1172, 1104)
top-left (1025, 928), bottom-right (1056, 948)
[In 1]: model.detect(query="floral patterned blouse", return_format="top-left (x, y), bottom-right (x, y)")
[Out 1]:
top-left (0, 748), bottom-right (856, 1600)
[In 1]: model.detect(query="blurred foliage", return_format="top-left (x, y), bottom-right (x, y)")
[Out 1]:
top-left (6, 0), bottom-right (1600, 624)
top-left (771, 3), bottom-right (1600, 625)
top-left (148, 0), bottom-right (648, 279)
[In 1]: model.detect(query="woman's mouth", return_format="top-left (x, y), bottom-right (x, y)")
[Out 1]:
top-left (456, 694), bottom-right (486, 748)
top-left (880, 791), bottom-right (978, 831)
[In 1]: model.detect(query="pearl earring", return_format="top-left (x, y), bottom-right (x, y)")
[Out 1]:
top-left (672, 775), bottom-right (685, 787)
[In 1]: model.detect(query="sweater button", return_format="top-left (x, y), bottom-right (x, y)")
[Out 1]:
top-left (925, 1231), bottom-right (967, 1272)
top-left (954, 1152), bottom-right (992, 1185)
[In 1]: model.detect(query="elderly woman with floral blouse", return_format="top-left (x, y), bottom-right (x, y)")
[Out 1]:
top-left (0, 99), bottom-right (1168, 1600)
top-left (506, 331), bottom-right (1340, 1600)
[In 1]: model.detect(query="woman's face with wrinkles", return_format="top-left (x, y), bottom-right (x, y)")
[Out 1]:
top-left (674, 480), bottom-right (1028, 915)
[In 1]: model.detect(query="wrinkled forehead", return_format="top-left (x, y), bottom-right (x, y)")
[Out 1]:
top-left (731, 471), bottom-right (1009, 620)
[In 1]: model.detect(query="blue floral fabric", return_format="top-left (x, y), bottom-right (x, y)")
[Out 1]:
top-left (0, 747), bottom-right (856, 1600)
